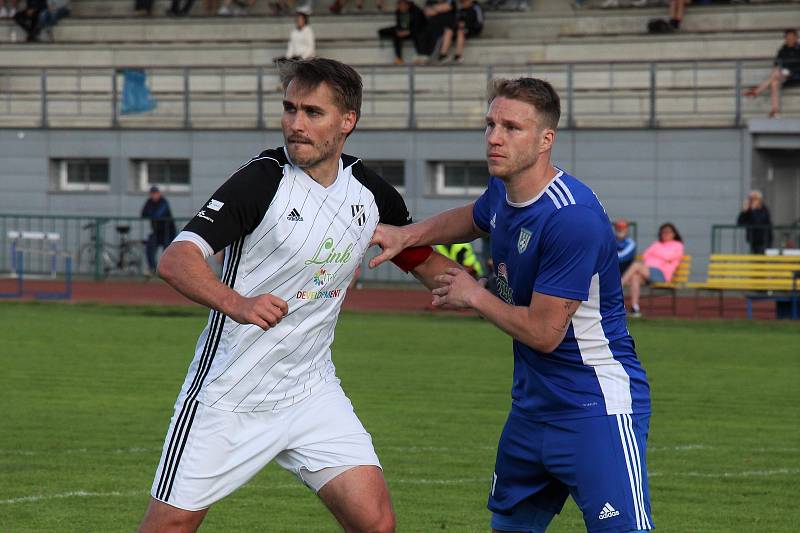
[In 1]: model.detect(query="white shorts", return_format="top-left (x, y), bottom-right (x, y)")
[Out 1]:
top-left (150, 380), bottom-right (381, 511)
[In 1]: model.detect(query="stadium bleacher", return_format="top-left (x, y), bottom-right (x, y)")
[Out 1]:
top-left (0, 1), bottom-right (798, 130)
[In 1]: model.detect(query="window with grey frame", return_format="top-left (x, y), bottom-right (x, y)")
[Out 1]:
top-left (52, 159), bottom-right (110, 192)
top-left (433, 161), bottom-right (489, 196)
top-left (134, 159), bottom-right (191, 193)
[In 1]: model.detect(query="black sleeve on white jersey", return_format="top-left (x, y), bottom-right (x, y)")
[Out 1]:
top-left (349, 158), bottom-right (413, 227)
top-left (183, 151), bottom-right (285, 253)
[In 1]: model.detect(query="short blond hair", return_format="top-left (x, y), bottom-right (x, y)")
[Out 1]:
top-left (487, 77), bottom-right (561, 130)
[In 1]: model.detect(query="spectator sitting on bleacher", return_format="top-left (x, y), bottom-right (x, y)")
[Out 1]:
top-left (736, 190), bottom-right (773, 255)
top-left (744, 29), bottom-right (800, 119)
top-left (202, 0), bottom-right (218, 15)
top-left (419, 0), bottom-right (456, 64)
top-left (378, 0), bottom-right (426, 65)
top-left (167, 0), bottom-right (195, 16)
top-left (218, 0), bottom-right (256, 15)
top-left (13, 0), bottom-right (46, 42)
top-left (436, 0), bottom-right (482, 64)
top-left (134, 0), bottom-right (154, 16)
top-left (0, 0), bottom-right (18, 18)
top-left (36, 0), bottom-right (69, 42)
top-left (486, 0), bottom-right (525, 12)
top-left (329, 0), bottom-right (385, 14)
top-left (667, 0), bottom-right (687, 30)
top-left (621, 222), bottom-right (684, 318)
top-left (614, 218), bottom-right (636, 275)
top-left (274, 7), bottom-right (315, 61)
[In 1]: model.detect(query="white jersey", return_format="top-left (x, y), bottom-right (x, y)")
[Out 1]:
top-left (175, 147), bottom-right (414, 412)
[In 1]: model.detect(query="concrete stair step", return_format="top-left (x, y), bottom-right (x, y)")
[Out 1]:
top-left (0, 31), bottom-right (783, 68)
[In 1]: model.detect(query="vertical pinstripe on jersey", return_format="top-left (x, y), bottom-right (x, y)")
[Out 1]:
top-left (615, 414), bottom-right (652, 530)
top-left (155, 236), bottom-right (245, 502)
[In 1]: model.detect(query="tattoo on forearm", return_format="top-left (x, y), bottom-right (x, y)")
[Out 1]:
top-left (552, 300), bottom-right (580, 333)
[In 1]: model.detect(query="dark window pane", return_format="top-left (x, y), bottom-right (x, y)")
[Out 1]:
top-left (380, 165), bottom-right (404, 187)
top-left (148, 162), bottom-right (168, 183)
top-left (147, 160), bottom-right (190, 186)
top-left (168, 161), bottom-right (190, 184)
top-left (466, 165), bottom-right (489, 188)
top-left (66, 162), bottom-right (84, 184)
top-left (444, 165), bottom-right (465, 188)
top-left (66, 160), bottom-right (109, 185)
top-left (88, 162), bottom-right (109, 184)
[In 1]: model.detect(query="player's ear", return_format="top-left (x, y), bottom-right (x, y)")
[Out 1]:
top-left (341, 109), bottom-right (357, 137)
top-left (539, 127), bottom-right (555, 153)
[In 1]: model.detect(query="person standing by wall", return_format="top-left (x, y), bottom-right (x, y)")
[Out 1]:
top-left (141, 186), bottom-right (177, 274)
top-left (737, 190), bottom-right (773, 254)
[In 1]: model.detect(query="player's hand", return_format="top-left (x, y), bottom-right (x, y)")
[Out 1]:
top-left (368, 223), bottom-right (410, 269)
top-left (431, 268), bottom-right (483, 309)
top-left (227, 293), bottom-right (288, 330)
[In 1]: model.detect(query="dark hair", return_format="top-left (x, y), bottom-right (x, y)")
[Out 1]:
top-left (279, 58), bottom-right (363, 125)
top-left (786, 28), bottom-right (798, 37)
top-left (658, 222), bottom-right (682, 243)
top-left (487, 77), bottom-right (561, 130)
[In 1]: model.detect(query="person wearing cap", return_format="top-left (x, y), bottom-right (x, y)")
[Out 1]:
top-left (614, 218), bottom-right (636, 274)
top-left (141, 186), bottom-right (177, 274)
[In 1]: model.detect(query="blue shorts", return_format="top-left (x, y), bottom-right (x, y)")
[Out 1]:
top-left (488, 412), bottom-right (654, 533)
top-left (647, 268), bottom-right (665, 283)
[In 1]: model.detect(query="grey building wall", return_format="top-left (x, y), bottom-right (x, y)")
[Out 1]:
top-left (0, 128), bottom-right (749, 280)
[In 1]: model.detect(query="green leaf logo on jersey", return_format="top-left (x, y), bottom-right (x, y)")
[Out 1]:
top-left (305, 237), bottom-right (354, 266)
top-left (518, 228), bottom-right (532, 254)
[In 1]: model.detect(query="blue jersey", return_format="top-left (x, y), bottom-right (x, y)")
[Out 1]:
top-left (473, 170), bottom-right (650, 421)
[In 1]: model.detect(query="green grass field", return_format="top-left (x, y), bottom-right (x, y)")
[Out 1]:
top-left (0, 302), bottom-right (798, 532)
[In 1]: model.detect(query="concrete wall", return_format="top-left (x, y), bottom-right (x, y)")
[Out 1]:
top-left (0, 127), bottom-right (749, 279)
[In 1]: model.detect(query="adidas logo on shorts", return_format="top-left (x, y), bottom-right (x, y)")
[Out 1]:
top-left (598, 502), bottom-right (620, 520)
top-left (287, 208), bottom-right (303, 222)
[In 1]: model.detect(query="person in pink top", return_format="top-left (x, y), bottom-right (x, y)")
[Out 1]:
top-left (621, 222), bottom-right (684, 317)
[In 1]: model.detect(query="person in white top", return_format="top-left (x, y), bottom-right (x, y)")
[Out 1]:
top-left (285, 6), bottom-right (315, 60)
top-left (137, 58), bottom-right (459, 533)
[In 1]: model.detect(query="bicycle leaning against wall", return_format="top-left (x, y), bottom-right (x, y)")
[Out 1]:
top-left (77, 221), bottom-right (146, 277)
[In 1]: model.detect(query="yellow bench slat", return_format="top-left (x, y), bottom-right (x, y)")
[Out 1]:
top-left (706, 271), bottom-right (797, 278)
top-left (708, 264), bottom-right (800, 272)
top-left (710, 254), bottom-right (800, 263)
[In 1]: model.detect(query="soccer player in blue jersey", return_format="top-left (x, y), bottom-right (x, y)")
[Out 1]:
top-left (369, 77), bottom-right (654, 533)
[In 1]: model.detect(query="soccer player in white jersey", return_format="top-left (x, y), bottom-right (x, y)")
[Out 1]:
top-left (370, 78), bottom-right (654, 533)
top-left (138, 58), bottom-right (457, 533)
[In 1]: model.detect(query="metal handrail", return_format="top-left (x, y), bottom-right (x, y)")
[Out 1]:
top-left (711, 224), bottom-right (800, 254)
top-left (0, 58), bottom-right (787, 130)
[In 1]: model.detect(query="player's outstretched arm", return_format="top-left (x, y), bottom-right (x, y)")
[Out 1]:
top-left (432, 268), bottom-right (579, 353)
top-left (368, 203), bottom-right (485, 269)
top-left (409, 249), bottom-right (465, 290)
top-left (158, 241), bottom-right (288, 331)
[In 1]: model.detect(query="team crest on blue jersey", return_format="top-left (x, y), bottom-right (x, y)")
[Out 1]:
top-left (517, 228), bottom-right (532, 254)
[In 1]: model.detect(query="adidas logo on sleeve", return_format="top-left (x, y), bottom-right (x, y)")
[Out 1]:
top-left (598, 502), bottom-right (620, 520)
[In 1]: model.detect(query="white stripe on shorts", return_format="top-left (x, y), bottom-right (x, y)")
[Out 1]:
top-left (624, 414), bottom-right (651, 529)
top-left (616, 414), bottom-right (643, 530)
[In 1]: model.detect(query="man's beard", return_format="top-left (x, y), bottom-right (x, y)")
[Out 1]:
top-left (287, 135), bottom-right (341, 170)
